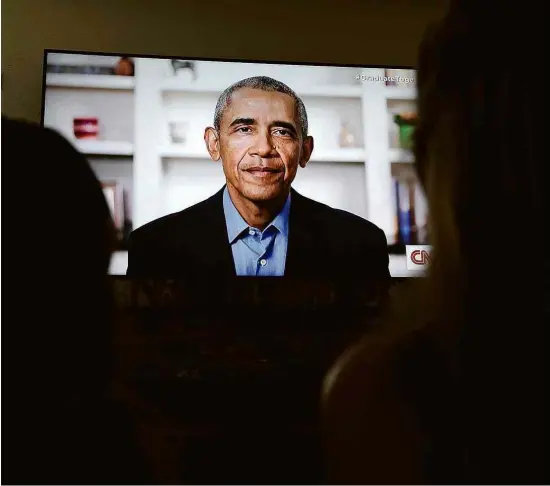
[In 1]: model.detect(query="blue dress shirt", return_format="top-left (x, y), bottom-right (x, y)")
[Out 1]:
top-left (222, 187), bottom-right (290, 276)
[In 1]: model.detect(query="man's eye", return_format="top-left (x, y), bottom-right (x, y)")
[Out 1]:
top-left (237, 126), bottom-right (251, 133)
top-left (274, 129), bottom-right (291, 136)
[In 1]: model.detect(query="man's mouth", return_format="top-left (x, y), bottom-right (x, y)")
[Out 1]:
top-left (246, 167), bottom-right (280, 173)
top-left (245, 167), bottom-right (282, 178)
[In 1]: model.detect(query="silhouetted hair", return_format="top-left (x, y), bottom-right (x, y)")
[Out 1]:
top-left (213, 76), bottom-right (309, 139)
top-left (2, 117), bottom-right (130, 484)
top-left (415, 2), bottom-right (540, 289)
top-left (408, 1), bottom-right (544, 482)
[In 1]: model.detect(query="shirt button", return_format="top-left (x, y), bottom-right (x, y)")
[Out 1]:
top-left (249, 229), bottom-right (255, 236)
top-left (260, 259), bottom-right (267, 266)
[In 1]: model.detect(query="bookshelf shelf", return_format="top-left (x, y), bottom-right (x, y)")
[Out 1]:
top-left (159, 146), bottom-right (209, 159)
top-left (74, 140), bottom-right (134, 156)
top-left (160, 79), bottom-right (362, 98)
top-left (310, 148), bottom-right (366, 162)
top-left (46, 73), bottom-right (135, 90)
top-left (159, 80), bottom-right (219, 94)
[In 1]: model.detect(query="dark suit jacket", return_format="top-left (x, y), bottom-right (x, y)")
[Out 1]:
top-left (126, 186), bottom-right (390, 281)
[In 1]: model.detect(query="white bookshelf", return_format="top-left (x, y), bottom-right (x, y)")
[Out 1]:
top-left (310, 148), bottom-right (366, 163)
top-left (299, 85), bottom-right (362, 98)
top-left (158, 146), bottom-right (211, 159)
top-left (389, 148), bottom-right (414, 163)
top-left (384, 85), bottom-right (416, 100)
top-left (73, 140), bottom-right (134, 156)
top-left (45, 56), bottom-right (420, 276)
top-left (46, 73), bottom-right (135, 90)
top-left (160, 78), bottom-right (362, 98)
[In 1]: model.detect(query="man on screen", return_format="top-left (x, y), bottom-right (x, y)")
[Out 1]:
top-left (126, 76), bottom-right (389, 280)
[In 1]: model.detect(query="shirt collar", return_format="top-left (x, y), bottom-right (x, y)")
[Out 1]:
top-left (223, 186), bottom-right (291, 244)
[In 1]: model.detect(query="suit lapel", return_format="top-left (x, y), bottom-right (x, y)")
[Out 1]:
top-left (187, 186), bottom-right (236, 278)
top-left (285, 189), bottom-right (320, 277)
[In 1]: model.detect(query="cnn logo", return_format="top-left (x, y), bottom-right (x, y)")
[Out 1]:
top-left (405, 245), bottom-right (433, 271)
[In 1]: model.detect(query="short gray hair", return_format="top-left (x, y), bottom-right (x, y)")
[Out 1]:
top-left (213, 76), bottom-right (308, 139)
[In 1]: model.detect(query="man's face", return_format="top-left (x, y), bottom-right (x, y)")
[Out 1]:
top-left (205, 88), bottom-right (313, 203)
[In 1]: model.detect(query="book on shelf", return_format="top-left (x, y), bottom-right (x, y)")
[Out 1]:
top-left (47, 64), bottom-right (114, 75)
top-left (101, 181), bottom-right (132, 247)
top-left (414, 179), bottom-right (429, 245)
top-left (47, 57), bottom-right (135, 77)
top-left (393, 177), bottom-right (429, 246)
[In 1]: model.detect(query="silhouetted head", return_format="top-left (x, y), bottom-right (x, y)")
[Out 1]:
top-left (414, 1), bottom-right (541, 290)
top-left (412, 3), bottom-right (544, 482)
top-left (2, 117), bottom-right (117, 401)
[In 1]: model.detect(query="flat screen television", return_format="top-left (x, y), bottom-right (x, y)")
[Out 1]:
top-left (41, 50), bottom-right (430, 277)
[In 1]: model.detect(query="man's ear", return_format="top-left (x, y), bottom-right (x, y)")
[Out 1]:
top-left (204, 127), bottom-right (221, 161)
top-left (300, 135), bottom-right (314, 168)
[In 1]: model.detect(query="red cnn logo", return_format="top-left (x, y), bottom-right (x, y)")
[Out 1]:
top-left (411, 249), bottom-right (431, 265)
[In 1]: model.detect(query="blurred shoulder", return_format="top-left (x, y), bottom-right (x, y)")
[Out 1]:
top-left (321, 314), bottom-right (429, 484)
top-left (323, 326), bottom-right (415, 410)
top-left (323, 279), bottom-right (435, 411)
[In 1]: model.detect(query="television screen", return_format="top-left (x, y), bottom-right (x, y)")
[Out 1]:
top-left (41, 50), bottom-right (430, 278)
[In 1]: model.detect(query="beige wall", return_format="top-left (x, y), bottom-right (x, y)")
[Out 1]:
top-left (1, 0), bottom-right (446, 123)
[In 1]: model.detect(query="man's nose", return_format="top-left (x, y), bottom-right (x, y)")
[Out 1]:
top-left (249, 131), bottom-right (276, 158)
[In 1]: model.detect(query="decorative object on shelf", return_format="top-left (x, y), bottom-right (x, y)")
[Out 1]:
top-left (393, 112), bottom-right (417, 150)
top-left (102, 181), bottom-right (128, 245)
top-left (392, 175), bottom-right (429, 246)
top-left (170, 60), bottom-right (196, 83)
top-left (102, 181), bottom-right (124, 228)
top-left (339, 122), bottom-right (356, 148)
top-left (46, 64), bottom-right (114, 75)
top-left (394, 177), bottom-right (413, 245)
top-left (73, 117), bottom-right (99, 140)
top-left (417, 221), bottom-right (429, 245)
top-left (169, 121), bottom-right (189, 144)
top-left (114, 56), bottom-right (135, 76)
